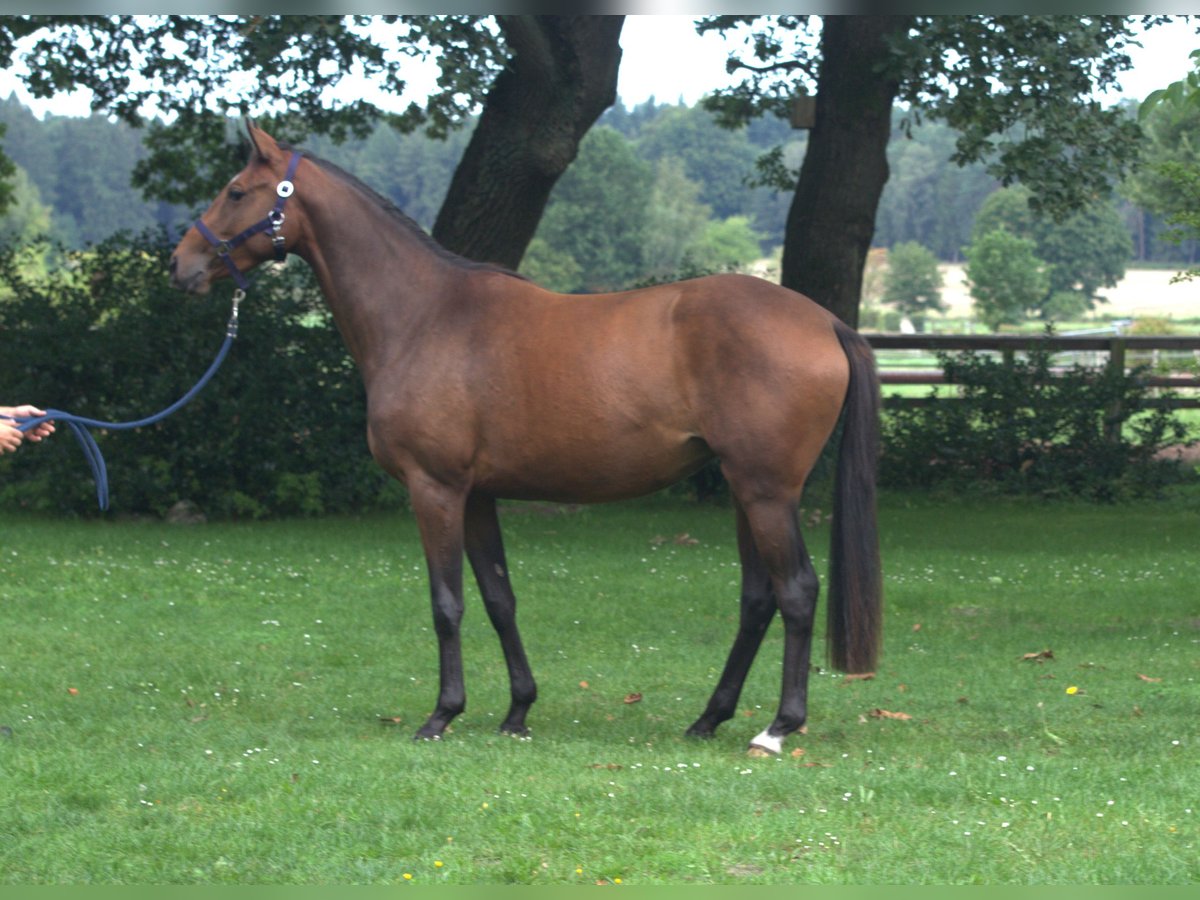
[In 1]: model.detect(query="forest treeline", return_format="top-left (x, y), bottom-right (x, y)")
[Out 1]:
top-left (0, 91), bottom-right (1194, 292)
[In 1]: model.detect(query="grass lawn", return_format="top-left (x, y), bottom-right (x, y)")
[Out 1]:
top-left (1, 491), bottom-right (1197, 884)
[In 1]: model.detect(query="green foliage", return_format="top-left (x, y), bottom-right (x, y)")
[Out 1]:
top-left (530, 127), bottom-right (654, 291)
top-left (881, 241), bottom-right (945, 330)
top-left (1139, 47), bottom-right (1200, 116)
top-left (0, 165), bottom-right (53, 245)
top-left (701, 15), bottom-right (1156, 221)
top-left (874, 117), bottom-right (999, 262)
top-left (0, 233), bottom-right (396, 518)
top-left (1133, 159), bottom-right (1200, 283)
top-left (972, 184), bottom-right (1036, 237)
top-left (0, 121), bottom-right (15, 215)
top-left (1034, 204), bottom-right (1132, 302)
top-left (894, 16), bottom-right (1152, 221)
top-left (688, 216), bottom-right (763, 273)
top-left (0, 84), bottom-right (1174, 281)
top-left (604, 99), bottom-right (793, 254)
top-left (972, 185), bottom-right (1132, 315)
top-left (1041, 290), bottom-right (1091, 321)
top-left (634, 104), bottom-right (760, 220)
top-left (963, 229), bottom-right (1050, 331)
top-left (528, 125), bottom-right (767, 291)
top-left (0, 96), bottom-right (187, 246)
top-left (881, 341), bottom-right (1193, 500)
top-left (1126, 76), bottom-right (1200, 272)
top-left (1126, 78), bottom-right (1200, 219)
top-left (518, 237), bottom-right (582, 294)
top-left (0, 96), bottom-right (466, 250)
top-left (640, 157), bottom-right (712, 280)
top-left (311, 121), bottom-right (474, 233)
top-left (1, 16), bottom-right (508, 206)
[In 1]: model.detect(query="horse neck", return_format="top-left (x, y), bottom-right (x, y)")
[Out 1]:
top-left (291, 167), bottom-right (462, 380)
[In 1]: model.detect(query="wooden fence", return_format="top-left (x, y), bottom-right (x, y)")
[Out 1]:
top-left (863, 333), bottom-right (1200, 409)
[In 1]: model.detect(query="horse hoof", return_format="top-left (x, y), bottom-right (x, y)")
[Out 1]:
top-left (747, 729), bottom-right (783, 756)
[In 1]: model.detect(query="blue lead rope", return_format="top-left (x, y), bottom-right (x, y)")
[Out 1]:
top-left (8, 292), bottom-right (242, 510)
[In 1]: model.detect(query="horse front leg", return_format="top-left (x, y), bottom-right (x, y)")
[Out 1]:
top-left (409, 479), bottom-right (469, 741)
top-left (464, 492), bottom-right (537, 736)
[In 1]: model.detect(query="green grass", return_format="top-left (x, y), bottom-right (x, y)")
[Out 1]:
top-left (1, 493), bottom-right (1198, 884)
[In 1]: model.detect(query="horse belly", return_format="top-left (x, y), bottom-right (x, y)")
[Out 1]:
top-left (475, 422), bottom-right (711, 503)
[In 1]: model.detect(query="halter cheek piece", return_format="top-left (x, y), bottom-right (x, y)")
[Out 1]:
top-left (194, 151), bottom-right (302, 293)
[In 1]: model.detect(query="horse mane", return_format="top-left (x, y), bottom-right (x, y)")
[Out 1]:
top-left (281, 143), bottom-right (529, 282)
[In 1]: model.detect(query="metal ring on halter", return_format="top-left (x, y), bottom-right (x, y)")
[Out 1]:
top-left (227, 289), bottom-right (244, 336)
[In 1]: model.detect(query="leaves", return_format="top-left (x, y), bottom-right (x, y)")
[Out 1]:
top-left (534, 127), bottom-right (654, 292)
top-left (841, 673), bottom-right (875, 685)
top-left (4, 15), bottom-right (510, 205)
top-left (868, 709), bottom-right (913, 721)
top-left (963, 228), bottom-right (1050, 330)
top-left (882, 240), bottom-right (947, 320)
top-left (1024, 648), bottom-right (1056, 664)
top-left (704, 14), bottom-right (1153, 220)
top-left (649, 533), bottom-right (700, 547)
top-left (1139, 54), bottom-right (1200, 120)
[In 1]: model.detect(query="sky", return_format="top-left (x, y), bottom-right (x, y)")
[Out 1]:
top-left (1, 15), bottom-right (1197, 118)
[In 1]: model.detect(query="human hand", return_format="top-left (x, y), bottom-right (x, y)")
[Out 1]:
top-left (0, 419), bottom-right (21, 454)
top-left (0, 405), bottom-right (55, 448)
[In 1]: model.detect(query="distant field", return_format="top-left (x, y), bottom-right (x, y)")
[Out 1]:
top-left (936, 264), bottom-right (1200, 324)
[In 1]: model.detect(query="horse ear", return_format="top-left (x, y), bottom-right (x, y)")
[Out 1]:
top-left (244, 119), bottom-right (279, 163)
top-left (245, 119), bottom-right (264, 160)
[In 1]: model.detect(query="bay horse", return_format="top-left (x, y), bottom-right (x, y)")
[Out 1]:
top-left (170, 123), bottom-right (882, 755)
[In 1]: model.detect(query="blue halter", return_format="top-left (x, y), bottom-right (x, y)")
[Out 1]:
top-left (8, 152), bottom-right (302, 510)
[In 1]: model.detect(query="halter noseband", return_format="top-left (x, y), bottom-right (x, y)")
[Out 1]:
top-left (194, 151), bottom-right (302, 292)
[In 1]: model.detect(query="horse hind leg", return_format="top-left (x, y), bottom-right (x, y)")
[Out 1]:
top-left (739, 495), bottom-right (819, 755)
top-left (686, 499), bottom-right (777, 740)
top-left (464, 492), bottom-right (537, 736)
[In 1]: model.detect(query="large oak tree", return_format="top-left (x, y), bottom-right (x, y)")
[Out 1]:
top-left (701, 14), bottom-right (1175, 325)
top-left (0, 15), bottom-right (623, 267)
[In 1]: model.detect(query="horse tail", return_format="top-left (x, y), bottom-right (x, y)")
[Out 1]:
top-left (826, 319), bottom-right (883, 674)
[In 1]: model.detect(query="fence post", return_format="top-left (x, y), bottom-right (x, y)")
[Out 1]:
top-left (1105, 338), bottom-right (1127, 443)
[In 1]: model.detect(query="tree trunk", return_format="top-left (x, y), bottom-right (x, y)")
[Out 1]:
top-left (781, 15), bottom-right (912, 327)
top-left (432, 15), bottom-right (624, 268)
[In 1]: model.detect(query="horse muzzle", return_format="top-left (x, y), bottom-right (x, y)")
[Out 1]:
top-left (169, 250), bottom-right (214, 295)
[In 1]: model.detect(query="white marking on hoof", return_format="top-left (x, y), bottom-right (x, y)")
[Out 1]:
top-left (748, 729), bottom-right (783, 756)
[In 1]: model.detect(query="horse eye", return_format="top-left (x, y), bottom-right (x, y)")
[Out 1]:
top-left (228, 187), bottom-right (246, 201)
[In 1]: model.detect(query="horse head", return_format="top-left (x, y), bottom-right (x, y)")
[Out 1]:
top-left (170, 122), bottom-right (302, 295)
